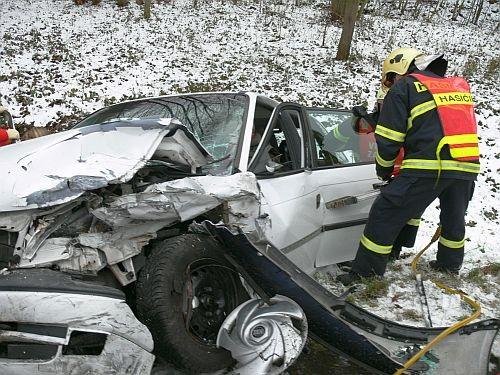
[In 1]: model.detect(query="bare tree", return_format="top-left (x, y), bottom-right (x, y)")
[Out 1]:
top-left (412, 0), bottom-right (424, 18)
top-left (472, 0), bottom-right (484, 24)
top-left (451, 0), bottom-right (465, 21)
top-left (335, 0), bottom-right (360, 60)
top-left (144, 0), bottom-right (151, 19)
top-left (399, 0), bottom-right (410, 15)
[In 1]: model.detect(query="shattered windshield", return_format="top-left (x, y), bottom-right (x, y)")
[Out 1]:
top-left (74, 93), bottom-right (248, 174)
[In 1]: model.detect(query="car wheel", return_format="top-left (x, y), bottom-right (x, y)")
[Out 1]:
top-left (136, 234), bottom-right (248, 373)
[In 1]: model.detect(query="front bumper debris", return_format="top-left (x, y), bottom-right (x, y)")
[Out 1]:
top-left (0, 269), bottom-right (154, 375)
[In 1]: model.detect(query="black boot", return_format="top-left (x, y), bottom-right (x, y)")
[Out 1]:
top-left (351, 247), bottom-right (389, 277)
top-left (389, 244), bottom-right (402, 261)
top-left (336, 271), bottom-right (361, 286)
top-left (429, 260), bottom-right (459, 275)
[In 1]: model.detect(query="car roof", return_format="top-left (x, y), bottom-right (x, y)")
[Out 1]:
top-left (102, 91), bottom-right (278, 107)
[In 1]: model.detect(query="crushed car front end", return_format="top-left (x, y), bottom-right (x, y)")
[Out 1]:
top-left (0, 92), bottom-right (256, 373)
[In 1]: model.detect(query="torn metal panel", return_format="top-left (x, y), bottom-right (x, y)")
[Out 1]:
top-left (0, 210), bottom-right (34, 232)
top-left (145, 172), bottom-right (260, 228)
top-left (78, 221), bottom-right (166, 263)
top-left (0, 289), bottom-right (153, 352)
top-left (78, 232), bottom-right (151, 266)
top-left (154, 122), bottom-right (214, 173)
top-left (0, 118), bottom-right (214, 212)
top-left (18, 239), bottom-right (106, 274)
top-left (90, 193), bottom-right (180, 227)
top-left (0, 334), bottom-right (155, 375)
top-left (0, 270), bottom-right (155, 375)
top-left (0, 286), bottom-right (154, 374)
top-left (90, 172), bottom-right (260, 231)
top-left (8, 167), bottom-right (261, 287)
top-left (109, 258), bottom-right (137, 285)
top-left (224, 196), bottom-right (262, 233)
top-left (0, 269), bottom-right (155, 373)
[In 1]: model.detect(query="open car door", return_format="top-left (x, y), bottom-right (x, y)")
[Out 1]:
top-left (249, 105), bottom-right (379, 274)
top-left (248, 103), bottom-right (323, 274)
top-left (305, 108), bottom-right (379, 268)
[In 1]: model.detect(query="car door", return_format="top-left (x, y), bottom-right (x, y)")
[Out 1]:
top-left (304, 108), bottom-right (380, 268)
top-left (248, 103), bottom-right (323, 275)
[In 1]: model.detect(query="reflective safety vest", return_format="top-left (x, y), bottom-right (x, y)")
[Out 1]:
top-left (410, 73), bottom-right (479, 162)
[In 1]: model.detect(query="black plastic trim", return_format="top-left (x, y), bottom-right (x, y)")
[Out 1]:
top-left (323, 218), bottom-right (368, 232)
top-left (0, 269), bottom-right (125, 300)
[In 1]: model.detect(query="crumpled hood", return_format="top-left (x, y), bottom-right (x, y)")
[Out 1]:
top-left (0, 118), bottom-right (212, 212)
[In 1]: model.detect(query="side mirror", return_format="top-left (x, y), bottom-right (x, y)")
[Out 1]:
top-left (265, 160), bottom-right (283, 173)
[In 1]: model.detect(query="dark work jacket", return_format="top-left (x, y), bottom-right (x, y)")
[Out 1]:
top-left (374, 70), bottom-right (479, 181)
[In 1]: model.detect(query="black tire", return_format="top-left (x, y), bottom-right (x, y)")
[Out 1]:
top-left (136, 234), bottom-right (248, 373)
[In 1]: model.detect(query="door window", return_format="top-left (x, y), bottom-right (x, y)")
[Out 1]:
top-left (249, 107), bottom-right (304, 175)
top-left (306, 109), bottom-right (376, 167)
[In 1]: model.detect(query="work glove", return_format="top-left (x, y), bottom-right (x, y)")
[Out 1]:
top-left (352, 105), bottom-right (378, 128)
top-left (352, 105), bottom-right (368, 119)
top-left (7, 129), bottom-right (20, 140)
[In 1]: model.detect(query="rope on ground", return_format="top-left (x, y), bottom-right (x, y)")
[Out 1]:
top-left (393, 226), bottom-right (482, 375)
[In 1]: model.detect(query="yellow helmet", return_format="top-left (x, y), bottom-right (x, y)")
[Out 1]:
top-left (382, 47), bottom-right (423, 88)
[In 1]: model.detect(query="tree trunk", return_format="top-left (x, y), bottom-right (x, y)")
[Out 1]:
top-left (321, 21), bottom-right (328, 48)
top-left (451, 0), bottom-right (465, 21)
top-left (473, 0), bottom-right (483, 24)
top-left (335, 0), bottom-right (359, 60)
top-left (144, 0), bottom-right (151, 19)
top-left (331, 0), bottom-right (348, 22)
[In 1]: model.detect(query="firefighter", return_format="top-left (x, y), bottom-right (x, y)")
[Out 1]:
top-left (338, 48), bottom-right (479, 285)
top-left (0, 106), bottom-right (19, 146)
top-left (352, 88), bottom-right (422, 260)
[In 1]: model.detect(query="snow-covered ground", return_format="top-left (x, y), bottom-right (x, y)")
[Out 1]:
top-left (1, 0), bottom-right (499, 366)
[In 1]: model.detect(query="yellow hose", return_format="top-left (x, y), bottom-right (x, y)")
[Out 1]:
top-left (393, 226), bottom-right (482, 375)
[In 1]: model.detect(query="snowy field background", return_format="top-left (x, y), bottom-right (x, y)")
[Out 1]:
top-left (0, 0), bottom-right (499, 369)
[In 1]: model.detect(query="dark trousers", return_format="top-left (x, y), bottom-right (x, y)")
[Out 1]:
top-left (352, 176), bottom-right (475, 277)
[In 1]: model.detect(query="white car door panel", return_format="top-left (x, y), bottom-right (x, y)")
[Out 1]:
top-left (258, 173), bottom-right (321, 275)
top-left (314, 165), bottom-right (379, 267)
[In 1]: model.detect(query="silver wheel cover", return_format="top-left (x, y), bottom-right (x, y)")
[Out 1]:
top-left (216, 295), bottom-right (308, 375)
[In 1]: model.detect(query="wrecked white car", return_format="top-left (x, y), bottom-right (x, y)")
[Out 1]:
top-left (0, 93), bottom-right (497, 374)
